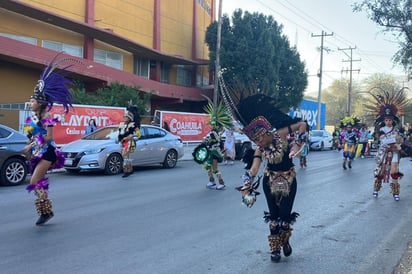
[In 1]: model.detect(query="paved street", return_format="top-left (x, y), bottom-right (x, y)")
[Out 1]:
top-left (1, 149), bottom-right (412, 274)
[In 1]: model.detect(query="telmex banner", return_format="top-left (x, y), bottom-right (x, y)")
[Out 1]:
top-left (22, 104), bottom-right (126, 146)
top-left (160, 111), bottom-right (211, 142)
top-left (288, 99), bottom-right (326, 130)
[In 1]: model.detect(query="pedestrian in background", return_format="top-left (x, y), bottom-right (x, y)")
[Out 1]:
top-left (358, 124), bottom-right (369, 158)
top-left (85, 118), bottom-right (97, 136)
top-left (224, 128), bottom-right (236, 164)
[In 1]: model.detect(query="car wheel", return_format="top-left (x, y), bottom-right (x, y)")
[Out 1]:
top-left (0, 158), bottom-right (28, 186)
top-left (320, 142), bottom-right (324, 151)
top-left (163, 150), bottom-right (177, 168)
top-left (104, 153), bottom-right (123, 175)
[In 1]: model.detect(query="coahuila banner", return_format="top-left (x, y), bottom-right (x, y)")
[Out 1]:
top-left (160, 111), bottom-right (211, 142)
top-left (22, 104), bottom-right (126, 145)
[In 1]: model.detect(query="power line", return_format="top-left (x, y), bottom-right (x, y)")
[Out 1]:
top-left (312, 31), bottom-right (333, 129)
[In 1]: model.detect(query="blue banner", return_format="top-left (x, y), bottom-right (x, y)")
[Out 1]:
top-left (289, 99), bottom-right (326, 130)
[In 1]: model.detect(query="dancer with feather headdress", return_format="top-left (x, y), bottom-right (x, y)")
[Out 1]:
top-left (339, 116), bottom-right (361, 169)
top-left (217, 75), bottom-right (308, 262)
top-left (364, 87), bottom-right (408, 201)
top-left (118, 104), bottom-right (141, 178)
top-left (192, 100), bottom-right (233, 190)
top-left (23, 52), bottom-right (75, 225)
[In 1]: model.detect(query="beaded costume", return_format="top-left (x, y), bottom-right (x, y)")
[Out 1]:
top-left (214, 75), bottom-right (308, 262)
top-left (364, 88), bottom-right (408, 201)
top-left (192, 100), bottom-right (232, 190)
top-left (339, 116), bottom-right (360, 169)
top-left (118, 105), bottom-right (141, 178)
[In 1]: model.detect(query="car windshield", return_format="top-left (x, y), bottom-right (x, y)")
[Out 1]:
top-left (312, 131), bottom-right (323, 137)
top-left (83, 127), bottom-right (118, 140)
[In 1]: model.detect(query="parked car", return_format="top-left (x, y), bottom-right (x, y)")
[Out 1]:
top-left (0, 124), bottom-right (29, 186)
top-left (309, 129), bottom-right (333, 151)
top-left (61, 124), bottom-right (184, 174)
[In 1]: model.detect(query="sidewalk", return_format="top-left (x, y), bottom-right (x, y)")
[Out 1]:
top-left (180, 142), bottom-right (198, 161)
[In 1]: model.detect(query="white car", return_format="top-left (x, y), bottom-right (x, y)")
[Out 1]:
top-left (309, 130), bottom-right (333, 151)
top-left (61, 124), bottom-right (184, 174)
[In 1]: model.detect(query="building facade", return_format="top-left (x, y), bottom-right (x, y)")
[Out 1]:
top-left (0, 0), bottom-right (215, 128)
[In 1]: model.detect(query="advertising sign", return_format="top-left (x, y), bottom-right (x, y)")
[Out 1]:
top-left (22, 104), bottom-right (126, 145)
top-left (160, 111), bottom-right (211, 142)
top-left (289, 99), bottom-right (326, 130)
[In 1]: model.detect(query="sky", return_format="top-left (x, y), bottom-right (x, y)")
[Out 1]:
top-left (221, 0), bottom-right (408, 96)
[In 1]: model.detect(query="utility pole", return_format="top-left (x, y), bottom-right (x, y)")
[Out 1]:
top-left (339, 46), bottom-right (360, 116)
top-left (312, 31), bottom-right (333, 129)
top-left (213, 0), bottom-right (223, 108)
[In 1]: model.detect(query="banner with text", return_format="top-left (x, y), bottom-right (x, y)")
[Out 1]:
top-left (161, 111), bottom-right (211, 142)
top-left (22, 104), bottom-right (126, 145)
top-left (288, 99), bottom-right (326, 130)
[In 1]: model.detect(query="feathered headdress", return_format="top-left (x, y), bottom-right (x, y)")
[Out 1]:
top-left (340, 116), bottom-right (361, 129)
top-left (125, 103), bottom-right (141, 128)
top-left (363, 87), bottom-right (408, 127)
top-left (203, 98), bottom-right (233, 130)
top-left (32, 52), bottom-right (79, 113)
top-left (217, 73), bottom-right (300, 140)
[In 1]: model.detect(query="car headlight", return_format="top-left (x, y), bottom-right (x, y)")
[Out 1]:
top-left (82, 147), bottom-right (106, 155)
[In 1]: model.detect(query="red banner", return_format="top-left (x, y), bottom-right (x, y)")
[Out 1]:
top-left (50, 105), bottom-right (126, 145)
top-left (161, 111), bottom-right (211, 142)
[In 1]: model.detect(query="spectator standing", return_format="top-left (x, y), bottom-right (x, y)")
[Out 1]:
top-left (224, 128), bottom-right (236, 164)
top-left (85, 118), bottom-right (97, 136)
top-left (358, 124), bottom-right (369, 158)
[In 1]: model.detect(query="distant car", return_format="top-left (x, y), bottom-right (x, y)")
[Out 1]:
top-left (0, 124), bottom-right (29, 186)
top-left (61, 124), bottom-right (184, 174)
top-left (309, 130), bottom-right (333, 151)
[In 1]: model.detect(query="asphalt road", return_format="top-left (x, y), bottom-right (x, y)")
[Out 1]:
top-left (1, 149), bottom-right (412, 274)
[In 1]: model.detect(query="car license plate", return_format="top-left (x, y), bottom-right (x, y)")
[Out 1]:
top-left (65, 159), bottom-right (73, 166)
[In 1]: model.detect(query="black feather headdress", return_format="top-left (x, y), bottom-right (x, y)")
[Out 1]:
top-left (218, 73), bottom-right (300, 139)
top-left (363, 87), bottom-right (408, 127)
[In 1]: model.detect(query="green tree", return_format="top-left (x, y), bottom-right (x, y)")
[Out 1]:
top-left (205, 10), bottom-right (308, 110)
top-left (353, 0), bottom-right (412, 72)
top-left (322, 79), bottom-right (352, 126)
top-left (71, 81), bottom-right (150, 116)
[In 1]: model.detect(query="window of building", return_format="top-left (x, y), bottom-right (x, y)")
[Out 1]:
top-left (42, 40), bottom-right (83, 57)
top-left (197, 0), bottom-right (211, 15)
top-left (160, 62), bottom-right (170, 83)
top-left (196, 73), bottom-right (209, 87)
top-left (134, 57), bottom-right (149, 78)
top-left (176, 65), bottom-right (191, 86)
top-left (0, 33), bottom-right (37, 45)
top-left (94, 48), bottom-right (123, 70)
